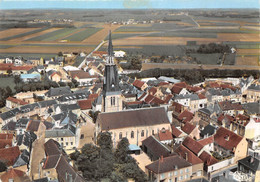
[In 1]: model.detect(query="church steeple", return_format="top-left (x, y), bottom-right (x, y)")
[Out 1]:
top-left (107, 30), bottom-right (114, 65)
top-left (102, 31), bottom-right (122, 113)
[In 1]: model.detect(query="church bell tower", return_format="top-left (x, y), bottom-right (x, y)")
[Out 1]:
top-left (102, 31), bottom-right (122, 112)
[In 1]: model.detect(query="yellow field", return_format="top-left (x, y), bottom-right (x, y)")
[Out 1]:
top-left (217, 33), bottom-right (260, 42)
top-left (10, 28), bottom-right (61, 42)
top-left (237, 49), bottom-right (260, 55)
top-left (236, 56), bottom-right (259, 66)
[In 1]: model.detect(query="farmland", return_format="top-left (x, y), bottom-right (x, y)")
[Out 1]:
top-left (27, 28), bottom-right (78, 41)
top-left (0, 9), bottom-right (259, 68)
top-left (64, 27), bottom-right (102, 42)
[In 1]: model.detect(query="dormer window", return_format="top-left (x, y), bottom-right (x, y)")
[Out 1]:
top-left (224, 135), bottom-right (229, 141)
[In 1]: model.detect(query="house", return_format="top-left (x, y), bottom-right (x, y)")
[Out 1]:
top-left (181, 123), bottom-right (200, 140)
top-left (0, 63), bottom-right (33, 75)
top-left (49, 71), bottom-right (62, 82)
top-left (114, 50), bottom-right (126, 57)
top-left (20, 73), bottom-right (41, 82)
top-left (41, 139), bottom-right (85, 181)
top-left (133, 79), bottom-right (148, 91)
top-left (177, 110), bottom-right (194, 126)
top-left (0, 168), bottom-right (30, 182)
top-left (182, 136), bottom-right (204, 156)
top-left (0, 146), bottom-right (20, 166)
top-left (145, 155), bottom-right (192, 182)
top-left (237, 156), bottom-right (260, 182)
top-left (157, 128), bottom-right (173, 144)
top-left (245, 84), bottom-right (260, 103)
top-left (175, 144), bottom-right (204, 177)
top-left (68, 70), bottom-right (98, 86)
top-left (214, 127), bottom-right (248, 162)
top-left (218, 101), bottom-right (244, 116)
top-left (45, 124), bottom-right (77, 153)
top-left (77, 99), bottom-right (93, 113)
top-left (200, 124), bottom-right (217, 138)
top-left (95, 107), bottom-right (171, 146)
top-left (6, 97), bottom-right (28, 109)
top-left (45, 86), bottom-right (71, 99)
top-left (0, 133), bottom-right (13, 149)
top-left (142, 135), bottom-right (171, 161)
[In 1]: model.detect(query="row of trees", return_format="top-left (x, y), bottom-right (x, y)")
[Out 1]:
top-left (186, 43), bottom-right (231, 54)
top-left (118, 55), bottom-right (142, 70)
top-left (70, 132), bottom-right (147, 182)
top-left (129, 68), bottom-right (260, 84)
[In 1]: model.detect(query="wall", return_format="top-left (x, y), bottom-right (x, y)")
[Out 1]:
top-left (207, 157), bottom-right (234, 173)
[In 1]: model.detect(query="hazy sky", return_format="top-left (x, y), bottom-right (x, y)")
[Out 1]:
top-left (0, 0), bottom-right (259, 9)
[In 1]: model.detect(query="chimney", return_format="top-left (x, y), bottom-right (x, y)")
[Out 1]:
top-left (250, 157), bottom-right (254, 163)
top-left (161, 155), bottom-right (164, 162)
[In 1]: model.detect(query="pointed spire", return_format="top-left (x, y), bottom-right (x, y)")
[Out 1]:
top-left (108, 30), bottom-right (113, 57)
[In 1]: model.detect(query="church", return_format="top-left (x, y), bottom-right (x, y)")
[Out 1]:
top-left (95, 31), bottom-right (171, 147)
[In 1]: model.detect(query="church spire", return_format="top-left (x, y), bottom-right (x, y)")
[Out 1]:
top-left (106, 30), bottom-right (114, 65)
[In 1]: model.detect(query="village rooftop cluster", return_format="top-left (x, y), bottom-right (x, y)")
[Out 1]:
top-left (0, 32), bottom-right (259, 182)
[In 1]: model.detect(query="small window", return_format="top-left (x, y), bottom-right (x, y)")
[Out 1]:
top-left (119, 132), bottom-right (122, 139)
top-left (80, 134), bottom-right (84, 139)
top-left (61, 138), bottom-right (63, 141)
top-left (152, 130), bottom-right (154, 135)
top-left (66, 142), bottom-right (68, 146)
top-left (71, 142), bottom-right (73, 145)
top-left (185, 168), bottom-right (189, 173)
top-left (180, 169), bottom-right (183, 174)
top-left (174, 171), bottom-right (178, 176)
top-left (179, 176), bottom-right (183, 180)
top-left (131, 131), bottom-right (134, 138)
top-left (141, 130), bottom-right (144, 137)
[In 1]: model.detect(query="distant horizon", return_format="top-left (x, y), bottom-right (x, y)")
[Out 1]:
top-left (0, 0), bottom-right (259, 10)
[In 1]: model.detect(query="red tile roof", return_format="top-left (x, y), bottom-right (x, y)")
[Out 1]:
top-left (26, 120), bottom-right (40, 132)
top-left (174, 82), bottom-right (187, 88)
top-left (0, 146), bottom-right (20, 166)
top-left (0, 133), bottom-right (13, 140)
top-left (164, 94), bottom-right (173, 103)
top-left (178, 110), bottom-right (194, 123)
top-left (78, 99), bottom-right (93, 110)
top-left (0, 139), bottom-right (12, 149)
top-left (145, 155), bottom-right (192, 174)
top-left (217, 114), bottom-right (235, 125)
top-left (6, 97), bottom-right (29, 105)
top-left (124, 101), bottom-right (144, 105)
top-left (187, 86), bottom-right (203, 93)
top-left (148, 87), bottom-right (157, 95)
top-left (0, 168), bottom-right (25, 182)
top-left (209, 82), bottom-right (220, 88)
top-left (137, 92), bottom-right (147, 100)
top-left (175, 144), bottom-right (203, 165)
top-left (198, 94), bottom-right (206, 99)
top-left (172, 102), bottom-right (183, 114)
top-left (182, 136), bottom-right (204, 156)
top-left (158, 129), bottom-right (173, 141)
top-left (133, 79), bottom-right (145, 89)
top-left (199, 151), bottom-right (218, 166)
top-left (220, 84), bottom-right (236, 91)
top-left (218, 101), bottom-right (243, 111)
top-left (144, 94), bottom-right (155, 104)
top-left (70, 70), bottom-right (97, 79)
top-left (181, 123), bottom-right (196, 135)
top-left (88, 93), bottom-right (99, 100)
top-left (214, 127), bottom-right (243, 151)
top-left (171, 85), bottom-right (183, 94)
top-left (158, 82), bottom-right (170, 86)
top-left (236, 114), bottom-right (249, 121)
top-left (198, 136), bottom-right (214, 146)
top-left (171, 126), bottom-right (183, 138)
top-left (0, 64), bottom-right (33, 71)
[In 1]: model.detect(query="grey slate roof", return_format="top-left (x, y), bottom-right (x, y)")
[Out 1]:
top-left (200, 124), bottom-right (216, 137)
top-left (238, 156), bottom-right (260, 173)
top-left (242, 102), bottom-right (260, 115)
top-left (38, 100), bottom-right (58, 108)
top-left (45, 126), bottom-right (76, 138)
top-left (45, 86), bottom-right (71, 97)
top-left (0, 108), bottom-right (19, 120)
top-left (57, 92), bottom-right (89, 102)
top-left (98, 107), bottom-right (170, 130)
top-left (199, 108), bottom-right (211, 115)
top-left (55, 103), bottom-right (80, 112)
top-left (20, 103), bottom-right (40, 113)
top-left (248, 84), bottom-right (260, 91)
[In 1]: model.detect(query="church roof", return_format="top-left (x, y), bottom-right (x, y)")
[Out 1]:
top-left (98, 107), bottom-right (170, 130)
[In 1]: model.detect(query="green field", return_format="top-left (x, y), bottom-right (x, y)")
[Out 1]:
top-left (64, 27), bottom-right (103, 41)
top-left (0, 44), bottom-right (17, 49)
top-left (0, 53), bottom-right (57, 59)
top-left (143, 31), bottom-right (217, 38)
top-left (20, 43), bottom-right (95, 47)
top-left (27, 28), bottom-right (78, 41)
top-left (105, 33), bottom-right (143, 40)
top-left (0, 27), bottom-right (50, 41)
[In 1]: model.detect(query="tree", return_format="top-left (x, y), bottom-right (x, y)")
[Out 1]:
top-left (5, 86), bottom-right (12, 97)
top-left (14, 75), bottom-right (21, 86)
top-left (58, 51), bottom-right (63, 57)
top-left (7, 69), bottom-right (12, 75)
top-left (0, 161), bottom-right (6, 172)
top-left (115, 137), bottom-right (130, 164)
top-left (89, 110), bottom-right (100, 123)
top-left (70, 149), bottom-right (80, 161)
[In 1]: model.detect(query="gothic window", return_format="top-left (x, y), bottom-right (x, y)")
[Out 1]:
top-left (119, 132), bottom-right (122, 139)
top-left (141, 130), bottom-right (144, 137)
top-left (131, 131), bottom-right (134, 138)
top-left (111, 97), bottom-right (116, 106)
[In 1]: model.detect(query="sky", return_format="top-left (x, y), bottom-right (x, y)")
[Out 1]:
top-left (0, 0), bottom-right (259, 10)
